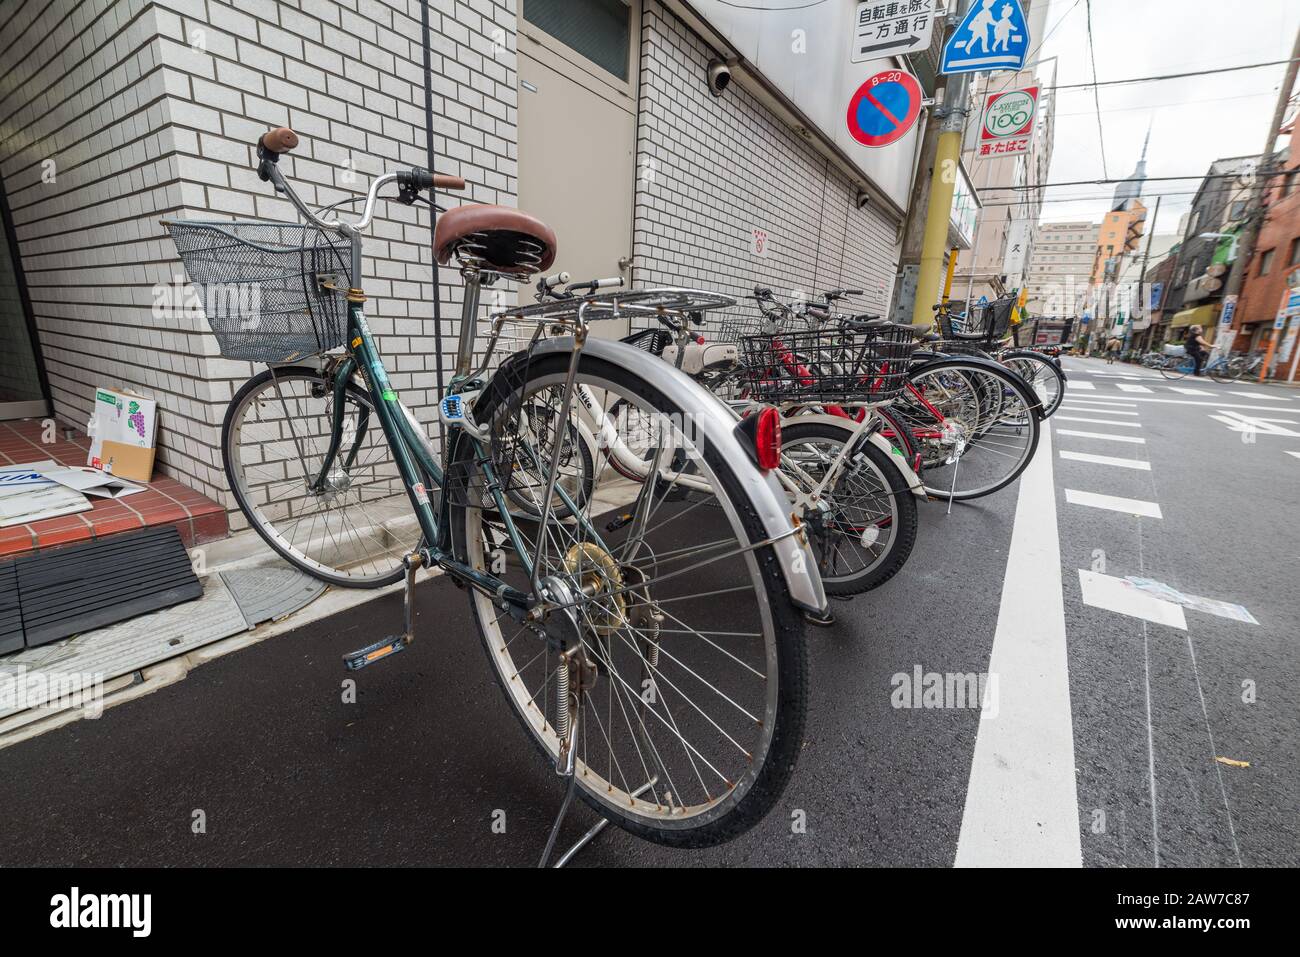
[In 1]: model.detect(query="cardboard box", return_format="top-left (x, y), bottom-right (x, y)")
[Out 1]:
top-left (88, 387), bottom-right (157, 483)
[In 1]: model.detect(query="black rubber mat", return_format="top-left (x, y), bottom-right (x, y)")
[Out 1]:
top-left (1, 526), bottom-right (203, 650)
top-left (0, 563), bottom-right (21, 655)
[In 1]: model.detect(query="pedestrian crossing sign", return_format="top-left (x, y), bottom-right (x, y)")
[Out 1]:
top-left (942, 0), bottom-right (1030, 75)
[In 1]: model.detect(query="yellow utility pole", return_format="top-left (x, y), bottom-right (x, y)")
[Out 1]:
top-left (910, 0), bottom-right (973, 328)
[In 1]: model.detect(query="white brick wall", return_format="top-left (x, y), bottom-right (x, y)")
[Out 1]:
top-left (1, 0), bottom-right (517, 524)
top-left (632, 1), bottom-right (901, 329)
top-left (3, 0), bottom-right (905, 529)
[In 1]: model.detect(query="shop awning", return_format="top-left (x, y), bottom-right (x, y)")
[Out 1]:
top-left (1169, 304), bottom-right (1217, 329)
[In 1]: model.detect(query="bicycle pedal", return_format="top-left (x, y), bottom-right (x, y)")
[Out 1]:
top-left (343, 635), bottom-right (410, 671)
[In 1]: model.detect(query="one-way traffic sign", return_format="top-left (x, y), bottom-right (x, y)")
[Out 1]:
top-left (942, 0), bottom-right (1030, 75)
top-left (851, 0), bottom-right (936, 64)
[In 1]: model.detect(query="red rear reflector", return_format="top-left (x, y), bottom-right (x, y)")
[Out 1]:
top-left (755, 406), bottom-right (781, 471)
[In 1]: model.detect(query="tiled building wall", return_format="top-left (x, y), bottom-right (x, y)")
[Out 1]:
top-left (631, 1), bottom-right (900, 328)
top-left (1, 0), bottom-right (519, 521)
top-left (1, 0), bottom-right (192, 463)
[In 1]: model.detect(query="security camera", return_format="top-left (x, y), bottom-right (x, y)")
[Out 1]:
top-left (855, 189), bottom-right (870, 210)
top-left (707, 60), bottom-right (731, 97)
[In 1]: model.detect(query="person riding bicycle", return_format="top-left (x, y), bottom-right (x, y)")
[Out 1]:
top-left (1105, 336), bottom-right (1122, 364)
top-left (1184, 325), bottom-right (1211, 376)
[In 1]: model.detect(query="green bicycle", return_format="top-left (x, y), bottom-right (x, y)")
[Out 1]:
top-left (166, 127), bottom-right (825, 851)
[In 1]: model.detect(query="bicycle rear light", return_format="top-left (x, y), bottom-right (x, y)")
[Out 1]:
top-left (735, 405), bottom-right (782, 471)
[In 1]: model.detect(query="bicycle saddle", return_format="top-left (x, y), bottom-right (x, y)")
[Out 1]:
top-left (434, 204), bottom-right (558, 275)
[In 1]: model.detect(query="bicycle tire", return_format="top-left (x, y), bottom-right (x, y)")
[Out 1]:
top-left (451, 349), bottom-right (809, 848)
top-left (780, 419), bottom-right (918, 596)
top-left (223, 366), bottom-right (415, 588)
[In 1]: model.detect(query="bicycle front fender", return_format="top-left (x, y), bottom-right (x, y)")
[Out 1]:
top-left (526, 335), bottom-right (828, 617)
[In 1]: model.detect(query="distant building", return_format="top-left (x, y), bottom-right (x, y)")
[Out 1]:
top-left (1235, 123), bottom-right (1300, 380)
top-left (1160, 154), bottom-right (1263, 347)
top-left (1025, 220), bottom-right (1098, 315)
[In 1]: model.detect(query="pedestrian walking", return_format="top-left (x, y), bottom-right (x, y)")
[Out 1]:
top-left (1105, 336), bottom-right (1123, 365)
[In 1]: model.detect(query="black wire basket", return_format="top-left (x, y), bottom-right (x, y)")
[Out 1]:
top-left (739, 323), bottom-right (918, 403)
top-left (164, 220), bottom-right (351, 362)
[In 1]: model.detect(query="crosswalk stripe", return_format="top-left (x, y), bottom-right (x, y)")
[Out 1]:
top-left (1117, 384), bottom-right (1153, 393)
top-left (1068, 381), bottom-right (1096, 390)
top-left (1059, 450), bottom-right (1151, 470)
top-left (1056, 429), bottom-right (1145, 444)
top-left (1059, 405), bottom-right (1140, 416)
top-left (1064, 489), bottom-right (1162, 517)
top-left (1166, 386), bottom-right (1214, 395)
top-left (1078, 570), bottom-right (1186, 629)
top-left (1286, 451), bottom-right (1300, 461)
top-left (1229, 391), bottom-right (1286, 400)
top-left (1055, 416), bottom-right (1143, 428)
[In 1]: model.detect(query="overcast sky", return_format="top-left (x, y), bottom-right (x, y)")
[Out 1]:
top-left (1032, 0), bottom-right (1299, 236)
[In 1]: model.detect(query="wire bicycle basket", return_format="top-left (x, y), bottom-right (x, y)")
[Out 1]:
top-left (739, 322), bottom-right (918, 404)
top-left (164, 220), bottom-right (352, 362)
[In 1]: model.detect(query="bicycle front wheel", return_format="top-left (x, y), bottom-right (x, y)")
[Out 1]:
top-left (223, 366), bottom-right (418, 587)
top-left (1001, 350), bottom-right (1065, 417)
top-left (780, 419), bottom-right (918, 596)
top-left (451, 348), bottom-right (809, 848)
top-left (893, 360), bottom-right (1041, 500)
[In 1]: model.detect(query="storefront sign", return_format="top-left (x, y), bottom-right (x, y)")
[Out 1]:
top-left (977, 86), bottom-right (1038, 158)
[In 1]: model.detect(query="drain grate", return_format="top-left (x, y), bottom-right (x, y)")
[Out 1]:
top-left (220, 565), bottom-right (326, 626)
top-left (3, 525), bottom-right (203, 649)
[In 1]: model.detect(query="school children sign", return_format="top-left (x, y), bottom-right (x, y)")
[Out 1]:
top-left (977, 86), bottom-right (1038, 158)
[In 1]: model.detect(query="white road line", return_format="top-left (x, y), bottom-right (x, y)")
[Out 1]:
top-left (1060, 396), bottom-right (1297, 413)
top-left (1056, 429), bottom-right (1145, 444)
top-left (1055, 416), bottom-right (1143, 428)
top-left (1078, 570), bottom-right (1187, 629)
top-left (1229, 391), bottom-right (1287, 400)
top-left (1059, 450), bottom-right (1151, 470)
top-left (1166, 386), bottom-right (1214, 396)
top-left (1059, 406), bottom-right (1140, 416)
top-left (1065, 489), bottom-right (1162, 517)
top-left (956, 422), bottom-right (1081, 868)
top-left (1208, 411), bottom-right (1300, 437)
top-left (1117, 384), bottom-right (1153, 393)
top-left (1068, 381), bottom-right (1097, 390)
top-left (1287, 451), bottom-right (1300, 460)
top-left (1061, 397), bottom-right (1139, 405)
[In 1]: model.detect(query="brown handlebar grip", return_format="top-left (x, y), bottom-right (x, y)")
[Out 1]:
top-left (433, 174), bottom-right (466, 190)
top-left (262, 127), bottom-right (299, 154)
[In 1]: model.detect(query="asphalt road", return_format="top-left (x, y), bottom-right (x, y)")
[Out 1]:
top-left (1, 356), bottom-right (1296, 867)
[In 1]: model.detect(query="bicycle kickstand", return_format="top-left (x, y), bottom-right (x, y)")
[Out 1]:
top-left (342, 551), bottom-right (422, 671)
top-left (538, 646), bottom-right (597, 868)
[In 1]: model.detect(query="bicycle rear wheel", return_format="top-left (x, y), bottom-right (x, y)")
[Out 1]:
top-left (1159, 356), bottom-right (1195, 379)
top-left (451, 349), bottom-right (809, 848)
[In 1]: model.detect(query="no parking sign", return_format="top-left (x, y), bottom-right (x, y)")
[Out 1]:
top-left (846, 69), bottom-right (922, 148)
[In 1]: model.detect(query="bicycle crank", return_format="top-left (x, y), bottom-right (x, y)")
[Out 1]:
top-left (343, 552), bottom-right (422, 671)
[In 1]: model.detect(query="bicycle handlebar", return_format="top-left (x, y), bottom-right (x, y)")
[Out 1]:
top-left (255, 126), bottom-right (464, 235)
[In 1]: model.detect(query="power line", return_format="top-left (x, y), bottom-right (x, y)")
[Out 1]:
top-left (999, 170), bottom-right (1285, 191)
top-left (1083, 0), bottom-right (1109, 180)
top-left (1052, 90), bottom-right (1275, 118)
top-left (1049, 57), bottom-right (1300, 92)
